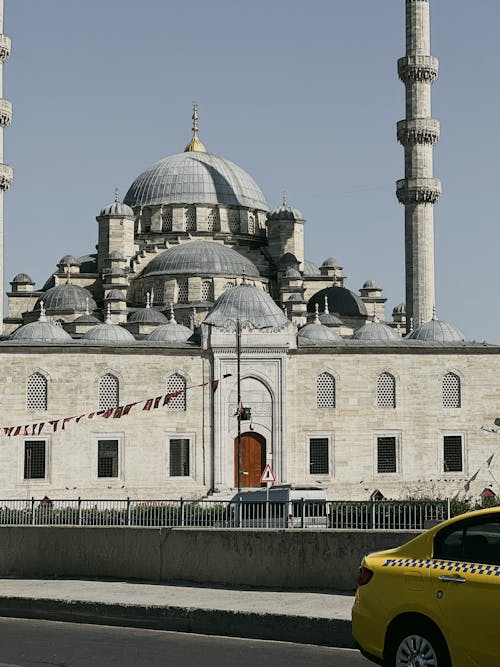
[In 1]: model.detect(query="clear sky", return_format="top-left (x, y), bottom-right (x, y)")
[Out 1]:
top-left (4, 1), bottom-right (500, 341)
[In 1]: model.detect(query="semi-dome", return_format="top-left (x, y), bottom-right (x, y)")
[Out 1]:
top-left (124, 151), bottom-right (268, 210)
top-left (408, 318), bottom-right (466, 343)
top-left (303, 260), bottom-right (320, 277)
top-left (308, 286), bottom-right (368, 318)
top-left (35, 285), bottom-right (97, 313)
top-left (12, 273), bottom-right (33, 284)
top-left (128, 307), bottom-right (167, 324)
top-left (142, 241), bottom-right (259, 278)
top-left (353, 319), bottom-right (399, 341)
top-left (205, 283), bottom-right (288, 330)
top-left (83, 322), bottom-right (136, 343)
top-left (11, 321), bottom-right (72, 343)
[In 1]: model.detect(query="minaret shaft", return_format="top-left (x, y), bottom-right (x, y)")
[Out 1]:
top-left (397, 0), bottom-right (440, 326)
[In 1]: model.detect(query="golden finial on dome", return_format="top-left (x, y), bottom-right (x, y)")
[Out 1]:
top-left (184, 102), bottom-right (207, 153)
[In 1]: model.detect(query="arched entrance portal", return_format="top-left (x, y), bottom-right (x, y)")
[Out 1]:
top-left (234, 432), bottom-right (266, 487)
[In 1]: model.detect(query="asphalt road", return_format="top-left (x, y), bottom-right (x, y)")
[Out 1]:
top-left (0, 618), bottom-right (373, 667)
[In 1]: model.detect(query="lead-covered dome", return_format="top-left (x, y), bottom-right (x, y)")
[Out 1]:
top-left (354, 320), bottom-right (399, 341)
top-left (124, 152), bottom-right (268, 210)
top-left (205, 284), bottom-right (288, 330)
top-left (308, 286), bottom-right (368, 317)
top-left (35, 285), bottom-right (97, 313)
top-left (408, 318), bottom-right (466, 343)
top-left (142, 241), bottom-right (260, 278)
top-left (298, 321), bottom-right (343, 346)
top-left (11, 321), bottom-right (72, 343)
top-left (83, 322), bottom-right (136, 343)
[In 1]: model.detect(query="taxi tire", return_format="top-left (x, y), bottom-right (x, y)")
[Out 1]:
top-left (384, 623), bottom-right (451, 667)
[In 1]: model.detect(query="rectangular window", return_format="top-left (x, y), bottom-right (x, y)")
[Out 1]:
top-left (444, 435), bottom-right (463, 472)
top-left (377, 436), bottom-right (397, 473)
top-left (98, 439), bottom-right (119, 478)
top-left (309, 438), bottom-right (329, 475)
top-left (24, 440), bottom-right (46, 479)
top-left (170, 438), bottom-right (190, 476)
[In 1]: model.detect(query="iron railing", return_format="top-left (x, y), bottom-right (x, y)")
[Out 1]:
top-left (0, 498), bottom-right (450, 530)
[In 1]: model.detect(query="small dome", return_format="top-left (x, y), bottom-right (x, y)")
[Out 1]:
top-left (408, 318), bottom-right (466, 343)
top-left (99, 197), bottom-right (134, 218)
top-left (105, 289), bottom-right (127, 301)
top-left (392, 303), bottom-right (406, 315)
top-left (308, 287), bottom-right (368, 318)
top-left (104, 267), bottom-right (126, 277)
top-left (319, 312), bottom-right (343, 326)
top-left (58, 255), bottom-right (80, 267)
top-left (142, 241), bottom-right (259, 278)
top-left (146, 321), bottom-right (192, 343)
top-left (268, 200), bottom-right (304, 221)
top-left (12, 273), bottom-right (33, 284)
top-left (35, 285), bottom-right (97, 313)
top-left (287, 293), bottom-right (304, 302)
top-left (83, 323), bottom-right (136, 343)
top-left (205, 283), bottom-right (288, 330)
top-left (279, 252), bottom-right (299, 266)
top-left (354, 320), bottom-right (399, 341)
top-left (298, 322), bottom-right (343, 346)
top-left (109, 250), bottom-right (125, 260)
top-left (77, 254), bottom-right (98, 273)
top-left (10, 321), bottom-right (72, 343)
top-left (73, 314), bottom-right (100, 325)
top-left (322, 257), bottom-right (340, 268)
top-left (285, 268), bottom-right (301, 278)
top-left (303, 260), bottom-right (320, 277)
top-left (362, 279), bottom-right (380, 289)
top-left (128, 307), bottom-right (167, 324)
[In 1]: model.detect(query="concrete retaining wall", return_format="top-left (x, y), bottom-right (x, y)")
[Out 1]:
top-left (0, 527), bottom-right (418, 590)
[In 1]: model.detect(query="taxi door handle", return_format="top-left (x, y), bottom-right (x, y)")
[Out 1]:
top-left (438, 575), bottom-right (466, 583)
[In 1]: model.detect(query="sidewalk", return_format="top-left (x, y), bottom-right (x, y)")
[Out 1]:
top-left (0, 579), bottom-right (355, 648)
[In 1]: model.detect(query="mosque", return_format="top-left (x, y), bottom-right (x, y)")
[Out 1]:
top-left (0, 0), bottom-right (497, 501)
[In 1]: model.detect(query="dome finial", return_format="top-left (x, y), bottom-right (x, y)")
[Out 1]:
top-left (85, 297), bottom-right (90, 316)
top-left (314, 302), bottom-right (320, 324)
top-left (282, 191), bottom-right (287, 207)
top-left (146, 292), bottom-right (151, 309)
top-left (169, 303), bottom-right (177, 324)
top-left (432, 304), bottom-right (437, 321)
top-left (184, 102), bottom-right (207, 153)
top-left (39, 300), bottom-right (47, 323)
top-left (105, 303), bottom-right (112, 324)
top-left (65, 263), bottom-right (72, 285)
top-left (241, 269), bottom-right (247, 284)
top-left (324, 295), bottom-right (329, 315)
top-left (114, 188), bottom-right (120, 203)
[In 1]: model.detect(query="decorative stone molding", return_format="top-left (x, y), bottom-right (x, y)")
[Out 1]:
top-left (397, 118), bottom-right (440, 146)
top-left (0, 164), bottom-right (13, 191)
top-left (398, 56), bottom-right (438, 84)
top-left (396, 178), bottom-right (441, 205)
top-left (0, 34), bottom-right (11, 63)
top-left (0, 99), bottom-right (12, 127)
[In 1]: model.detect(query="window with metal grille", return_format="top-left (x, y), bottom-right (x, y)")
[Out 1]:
top-left (162, 207), bottom-right (173, 232)
top-left (377, 437), bottom-right (397, 473)
top-left (98, 439), bottom-right (119, 478)
top-left (443, 373), bottom-right (461, 408)
top-left (247, 214), bottom-right (255, 234)
top-left (201, 280), bottom-right (212, 301)
top-left (377, 372), bottom-right (396, 408)
top-left (228, 209), bottom-right (240, 233)
top-left (166, 373), bottom-right (186, 411)
top-left (444, 435), bottom-right (463, 472)
top-left (98, 374), bottom-right (119, 411)
top-left (185, 207), bottom-right (196, 231)
top-left (177, 279), bottom-right (189, 303)
top-left (225, 281), bottom-right (235, 290)
top-left (24, 440), bottom-right (46, 479)
top-left (170, 438), bottom-right (190, 476)
top-left (26, 372), bottom-right (48, 411)
top-left (316, 372), bottom-right (335, 408)
top-left (309, 438), bottom-right (329, 474)
top-left (207, 208), bottom-right (218, 232)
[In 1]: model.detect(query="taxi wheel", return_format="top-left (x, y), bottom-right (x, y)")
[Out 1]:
top-left (385, 624), bottom-right (451, 667)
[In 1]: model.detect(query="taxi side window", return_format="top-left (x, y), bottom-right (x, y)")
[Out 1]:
top-left (435, 518), bottom-right (500, 565)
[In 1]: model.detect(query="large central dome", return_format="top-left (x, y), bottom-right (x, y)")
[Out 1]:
top-left (124, 152), bottom-right (268, 210)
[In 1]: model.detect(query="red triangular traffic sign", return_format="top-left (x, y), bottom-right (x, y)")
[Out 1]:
top-left (260, 464), bottom-right (276, 483)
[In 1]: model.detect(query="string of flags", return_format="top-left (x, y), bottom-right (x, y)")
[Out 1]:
top-left (462, 453), bottom-right (495, 493)
top-left (1, 373), bottom-right (232, 439)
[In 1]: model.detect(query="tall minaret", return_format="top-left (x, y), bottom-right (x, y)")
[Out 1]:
top-left (0, 0), bottom-right (12, 334)
top-left (396, 0), bottom-right (441, 326)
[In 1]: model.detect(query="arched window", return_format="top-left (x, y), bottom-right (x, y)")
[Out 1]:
top-left (162, 207), bottom-right (173, 232)
top-left (443, 372), bottom-right (461, 408)
top-left (177, 279), bottom-right (189, 303)
top-left (225, 280), bottom-right (236, 290)
top-left (185, 206), bottom-right (196, 231)
top-left (166, 373), bottom-right (186, 411)
top-left (26, 372), bottom-right (48, 411)
top-left (377, 372), bottom-right (396, 408)
top-left (207, 208), bottom-right (218, 232)
top-left (201, 280), bottom-right (213, 301)
top-left (247, 214), bottom-right (255, 234)
top-left (316, 372), bottom-right (335, 408)
top-left (228, 209), bottom-right (240, 233)
top-left (99, 373), bottom-right (119, 411)
top-left (141, 207), bottom-right (151, 232)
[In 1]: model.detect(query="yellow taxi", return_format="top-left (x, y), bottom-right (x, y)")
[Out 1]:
top-left (352, 506), bottom-right (500, 666)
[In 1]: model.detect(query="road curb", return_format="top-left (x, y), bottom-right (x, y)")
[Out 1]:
top-left (0, 597), bottom-right (355, 648)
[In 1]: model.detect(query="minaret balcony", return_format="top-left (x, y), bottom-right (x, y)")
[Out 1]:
top-left (398, 56), bottom-right (438, 84)
top-left (0, 35), bottom-right (11, 63)
top-left (397, 118), bottom-right (440, 145)
top-left (396, 178), bottom-right (441, 205)
top-left (0, 99), bottom-right (12, 127)
top-left (0, 163), bottom-right (13, 191)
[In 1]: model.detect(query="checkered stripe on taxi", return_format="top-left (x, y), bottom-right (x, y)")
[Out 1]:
top-left (382, 558), bottom-right (500, 575)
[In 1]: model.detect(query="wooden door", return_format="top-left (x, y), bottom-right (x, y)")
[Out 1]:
top-left (234, 432), bottom-right (266, 487)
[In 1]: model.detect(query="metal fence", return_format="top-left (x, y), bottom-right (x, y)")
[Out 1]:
top-left (0, 498), bottom-right (450, 530)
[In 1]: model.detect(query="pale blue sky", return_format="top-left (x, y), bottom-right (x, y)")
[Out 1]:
top-left (4, 1), bottom-right (500, 341)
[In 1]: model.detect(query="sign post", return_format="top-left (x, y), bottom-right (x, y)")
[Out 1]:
top-left (260, 464), bottom-right (276, 526)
